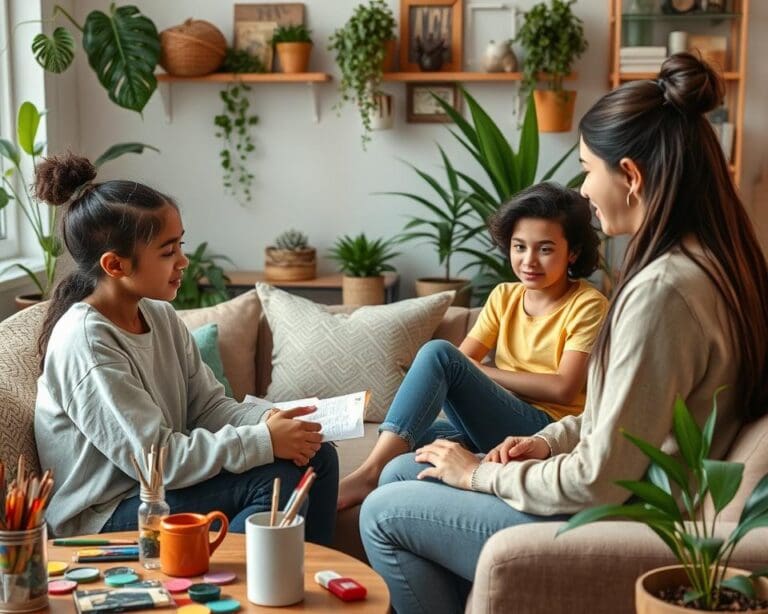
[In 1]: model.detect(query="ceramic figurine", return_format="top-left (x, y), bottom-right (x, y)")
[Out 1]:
top-left (482, 40), bottom-right (517, 73)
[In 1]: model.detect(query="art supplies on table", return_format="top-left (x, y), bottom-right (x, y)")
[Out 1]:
top-left (53, 539), bottom-right (137, 547)
top-left (315, 569), bottom-right (368, 602)
top-left (73, 582), bottom-right (175, 613)
top-left (131, 445), bottom-right (169, 570)
top-left (74, 546), bottom-right (140, 563)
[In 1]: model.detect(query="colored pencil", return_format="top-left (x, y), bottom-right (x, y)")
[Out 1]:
top-left (269, 477), bottom-right (281, 527)
top-left (52, 538), bottom-right (138, 546)
top-left (280, 472), bottom-right (317, 528)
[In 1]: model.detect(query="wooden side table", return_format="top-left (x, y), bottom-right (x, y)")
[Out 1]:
top-left (46, 532), bottom-right (389, 612)
top-left (221, 271), bottom-right (401, 305)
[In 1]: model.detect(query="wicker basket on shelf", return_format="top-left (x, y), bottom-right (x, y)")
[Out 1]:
top-left (159, 19), bottom-right (227, 77)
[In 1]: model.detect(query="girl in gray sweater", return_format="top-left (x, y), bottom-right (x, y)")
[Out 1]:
top-left (34, 153), bottom-right (338, 541)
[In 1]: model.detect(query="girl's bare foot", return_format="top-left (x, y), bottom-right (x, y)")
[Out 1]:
top-left (337, 468), bottom-right (379, 510)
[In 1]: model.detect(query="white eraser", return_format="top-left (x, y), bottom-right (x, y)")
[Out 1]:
top-left (314, 570), bottom-right (342, 588)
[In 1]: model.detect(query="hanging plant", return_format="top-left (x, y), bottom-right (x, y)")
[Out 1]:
top-left (213, 48), bottom-right (264, 205)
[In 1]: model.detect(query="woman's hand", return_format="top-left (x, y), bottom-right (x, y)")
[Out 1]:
top-left (414, 440), bottom-right (480, 490)
top-left (483, 436), bottom-right (551, 464)
top-left (266, 406), bottom-right (323, 466)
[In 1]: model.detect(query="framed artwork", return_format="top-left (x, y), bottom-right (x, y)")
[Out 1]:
top-left (406, 83), bottom-right (460, 123)
top-left (234, 3), bottom-right (304, 25)
top-left (399, 0), bottom-right (463, 72)
top-left (233, 4), bottom-right (305, 71)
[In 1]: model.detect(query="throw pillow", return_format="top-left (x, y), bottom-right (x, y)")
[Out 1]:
top-left (176, 290), bottom-right (261, 401)
top-left (191, 323), bottom-right (233, 397)
top-left (255, 283), bottom-right (454, 422)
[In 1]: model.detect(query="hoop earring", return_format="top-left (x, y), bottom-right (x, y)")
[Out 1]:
top-left (626, 191), bottom-right (633, 208)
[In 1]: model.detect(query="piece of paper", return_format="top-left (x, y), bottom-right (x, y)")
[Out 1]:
top-left (245, 391), bottom-right (368, 442)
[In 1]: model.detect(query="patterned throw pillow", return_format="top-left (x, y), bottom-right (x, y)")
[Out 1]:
top-left (255, 283), bottom-right (454, 422)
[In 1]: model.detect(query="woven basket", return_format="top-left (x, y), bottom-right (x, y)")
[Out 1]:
top-left (160, 19), bottom-right (226, 77)
top-left (264, 247), bottom-right (316, 281)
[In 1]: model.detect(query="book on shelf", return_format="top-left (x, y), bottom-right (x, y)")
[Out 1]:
top-left (620, 46), bottom-right (668, 58)
top-left (620, 63), bottom-right (665, 73)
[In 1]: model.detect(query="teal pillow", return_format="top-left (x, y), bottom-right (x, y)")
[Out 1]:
top-left (191, 323), bottom-right (234, 397)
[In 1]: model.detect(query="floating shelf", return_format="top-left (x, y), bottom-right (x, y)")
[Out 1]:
top-left (382, 71), bottom-right (577, 83)
top-left (615, 71), bottom-right (740, 81)
top-left (155, 72), bottom-right (333, 123)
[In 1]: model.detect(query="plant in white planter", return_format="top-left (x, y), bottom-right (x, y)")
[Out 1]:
top-left (558, 391), bottom-right (768, 612)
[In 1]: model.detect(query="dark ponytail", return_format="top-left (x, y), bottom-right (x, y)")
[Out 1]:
top-left (35, 152), bottom-right (175, 372)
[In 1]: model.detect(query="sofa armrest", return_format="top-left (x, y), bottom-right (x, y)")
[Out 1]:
top-left (466, 522), bottom-right (768, 614)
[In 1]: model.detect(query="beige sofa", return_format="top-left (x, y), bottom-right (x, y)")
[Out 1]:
top-left (2, 292), bottom-right (767, 614)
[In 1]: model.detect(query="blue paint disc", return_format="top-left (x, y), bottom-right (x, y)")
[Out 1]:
top-left (208, 599), bottom-right (241, 613)
top-left (105, 573), bottom-right (140, 587)
top-left (188, 583), bottom-right (221, 603)
top-left (64, 567), bottom-right (101, 583)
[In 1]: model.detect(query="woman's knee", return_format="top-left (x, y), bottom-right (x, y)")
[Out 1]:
top-left (380, 452), bottom-right (423, 485)
top-left (415, 339), bottom-right (461, 366)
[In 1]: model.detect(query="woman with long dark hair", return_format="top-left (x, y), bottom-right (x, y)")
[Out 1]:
top-left (359, 53), bottom-right (768, 613)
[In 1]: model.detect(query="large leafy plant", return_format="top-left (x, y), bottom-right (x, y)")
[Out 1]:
top-left (31, 3), bottom-right (160, 113)
top-left (559, 392), bottom-right (768, 610)
top-left (329, 234), bottom-right (399, 278)
top-left (171, 242), bottom-right (233, 310)
top-left (0, 101), bottom-right (158, 299)
top-left (329, 0), bottom-right (396, 148)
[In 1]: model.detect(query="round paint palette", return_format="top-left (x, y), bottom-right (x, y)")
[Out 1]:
top-left (103, 566), bottom-right (136, 577)
top-left (47, 561), bottom-right (69, 576)
top-left (188, 583), bottom-right (221, 603)
top-left (164, 578), bottom-right (193, 593)
top-left (207, 599), bottom-right (241, 613)
top-left (64, 567), bottom-right (100, 583)
top-left (105, 573), bottom-right (140, 587)
top-left (177, 605), bottom-right (211, 614)
top-left (203, 571), bottom-right (236, 585)
top-left (48, 580), bottom-right (78, 595)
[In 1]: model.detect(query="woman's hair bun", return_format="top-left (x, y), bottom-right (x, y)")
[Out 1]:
top-left (34, 152), bottom-right (97, 206)
top-left (658, 52), bottom-right (724, 116)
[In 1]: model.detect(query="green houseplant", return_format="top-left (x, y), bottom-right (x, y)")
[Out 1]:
top-left (264, 229), bottom-right (316, 281)
top-left (514, 0), bottom-right (588, 132)
top-left (272, 24), bottom-right (313, 73)
top-left (329, 233), bottom-right (399, 305)
top-left (0, 101), bottom-right (158, 301)
top-left (558, 392), bottom-right (768, 611)
top-left (329, 0), bottom-right (397, 148)
top-left (171, 242), bottom-right (233, 310)
top-left (31, 3), bottom-right (160, 114)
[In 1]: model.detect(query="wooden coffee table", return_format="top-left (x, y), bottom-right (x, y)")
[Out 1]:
top-left (45, 531), bottom-right (389, 612)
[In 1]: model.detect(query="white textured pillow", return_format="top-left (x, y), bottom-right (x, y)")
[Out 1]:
top-left (255, 283), bottom-right (454, 422)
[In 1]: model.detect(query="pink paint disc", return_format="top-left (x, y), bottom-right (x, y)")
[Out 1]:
top-left (164, 578), bottom-right (194, 593)
top-left (202, 571), bottom-right (236, 585)
top-left (48, 580), bottom-right (78, 595)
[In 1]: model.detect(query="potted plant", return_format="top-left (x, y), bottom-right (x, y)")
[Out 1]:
top-left (383, 147), bottom-right (477, 306)
top-left (0, 101), bottom-right (157, 307)
top-left (264, 229), bottom-right (316, 281)
top-left (329, 234), bottom-right (399, 306)
top-left (558, 392), bottom-right (768, 612)
top-left (514, 0), bottom-right (588, 132)
top-left (329, 0), bottom-right (397, 148)
top-left (171, 242), bottom-right (233, 309)
top-left (272, 24), bottom-right (313, 74)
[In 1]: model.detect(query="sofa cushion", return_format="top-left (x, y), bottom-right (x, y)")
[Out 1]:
top-left (256, 283), bottom-right (454, 422)
top-left (0, 302), bottom-right (48, 476)
top-left (191, 323), bottom-right (233, 397)
top-left (177, 290), bottom-right (261, 401)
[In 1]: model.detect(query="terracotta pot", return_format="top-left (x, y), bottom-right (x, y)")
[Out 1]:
top-left (415, 278), bottom-right (471, 307)
top-left (636, 565), bottom-right (768, 614)
top-left (533, 89), bottom-right (577, 133)
top-left (276, 42), bottom-right (312, 74)
top-left (370, 93), bottom-right (394, 131)
top-left (342, 276), bottom-right (385, 306)
top-left (382, 39), bottom-right (396, 72)
top-left (264, 247), bottom-right (316, 281)
top-left (14, 293), bottom-right (43, 311)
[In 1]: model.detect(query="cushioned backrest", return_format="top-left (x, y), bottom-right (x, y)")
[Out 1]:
top-left (0, 302), bottom-right (48, 477)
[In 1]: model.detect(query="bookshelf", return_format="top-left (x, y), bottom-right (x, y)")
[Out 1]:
top-left (608, 0), bottom-right (749, 186)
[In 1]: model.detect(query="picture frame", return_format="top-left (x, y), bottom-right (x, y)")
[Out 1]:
top-left (399, 0), bottom-right (464, 72)
top-left (233, 4), bottom-right (305, 72)
top-left (406, 82), bottom-right (460, 123)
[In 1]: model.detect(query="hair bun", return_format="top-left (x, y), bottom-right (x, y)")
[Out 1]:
top-left (34, 152), bottom-right (97, 206)
top-left (658, 52), bottom-right (724, 116)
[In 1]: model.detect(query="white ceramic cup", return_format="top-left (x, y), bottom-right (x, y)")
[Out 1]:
top-left (245, 511), bottom-right (305, 606)
top-left (668, 31), bottom-right (688, 56)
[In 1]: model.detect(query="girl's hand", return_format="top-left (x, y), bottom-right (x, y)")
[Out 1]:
top-left (414, 440), bottom-right (480, 490)
top-left (483, 436), bottom-right (551, 464)
top-left (266, 406), bottom-right (323, 466)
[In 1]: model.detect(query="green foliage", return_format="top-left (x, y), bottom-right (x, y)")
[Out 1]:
top-left (383, 147), bottom-right (479, 282)
top-left (329, 234), bottom-right (399, 278)
top-left (430, 88), bottom-right (584, 301)
top-left (514, 0), bottom-right (588, 93)
top-left (0, 101), bottom-right (158, 298)
top-left (275, 229), bottom-right (309, 251)
top-left (272, 24), bottom-right (312, 44)
top-left (328, 0), bottom-right (396, 148)
top-left (221, 47), bottom-right (266, 74)
top-left (32, 3), bottom-right (160, 113)
top-left (558, 391), bottom-right (768, 610)
top-left (171, 242), bottom-right (234, 310)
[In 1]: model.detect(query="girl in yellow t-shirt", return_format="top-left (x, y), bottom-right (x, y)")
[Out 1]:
top-left (338, 182), bottom-right (608, 510)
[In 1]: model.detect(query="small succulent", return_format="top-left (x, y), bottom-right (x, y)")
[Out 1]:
top-left (271, 24), bottom-right (313, 44)
top-left (275, 229), bottom-right (309, 251)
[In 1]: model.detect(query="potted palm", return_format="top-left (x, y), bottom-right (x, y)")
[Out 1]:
top-left (329, 0), bottom-right (397, 148)
top-left (329, 234), bottom-right (399, 306)
top-left (514, 0), bottom-right (588, 132)
top-left (264, 229), bottom-right (316, 281)
top-left (272, 24), bottom-right (313, 74)
top-left (383, 147), bottom-right (477, 307)
top-left (558, 392), bottom-right (768, 612)
top-left (0, 101), bottom-right (157, 307)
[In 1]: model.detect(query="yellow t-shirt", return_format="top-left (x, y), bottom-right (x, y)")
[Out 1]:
top-left (467, 280), bottom-right (608, 420)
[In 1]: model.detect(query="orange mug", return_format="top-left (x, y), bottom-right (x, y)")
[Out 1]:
top-left (159, 512), bottom-right (228, 577)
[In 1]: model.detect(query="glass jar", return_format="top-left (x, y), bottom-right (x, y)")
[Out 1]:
top-left (137, 489), bottom-right (170, 570)
top-left (0, 524), bottom-right (48, 613)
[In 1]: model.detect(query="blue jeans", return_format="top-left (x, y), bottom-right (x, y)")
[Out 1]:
top-left (102, 443), bottom-right (338, 546)
top-left (380, 339), bottom-right (553, 451)
top-left (360, 454), bottom-right (569, 614)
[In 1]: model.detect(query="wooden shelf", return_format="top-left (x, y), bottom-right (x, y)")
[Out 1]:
top-left (382, 71), bottom-right (577, 83)
top-left (615, 71), bottom-right (740, 81)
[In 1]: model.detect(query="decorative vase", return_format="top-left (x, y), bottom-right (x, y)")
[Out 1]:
top-left (482, 40), bottom-right (517, 73)
top-left (370, 93), bottom-right (394, 131)
top-left (625, 0), bottom-right (654, 47)
top-left (415, 278), bottom-right (472, 307)
top-left (636, 565), bottom-right (768, 613)
top-left (276, 42), bottom-right (312, 73)
top-left (264, 247), bottom-right (316, 281)
top-left (533, 89), bottom-right (577, 133)
top-left (342, 276), bottom-right (385, 306)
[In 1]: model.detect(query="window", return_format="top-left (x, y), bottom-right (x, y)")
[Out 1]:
top-left (0, 0), bottom-right (19, 259)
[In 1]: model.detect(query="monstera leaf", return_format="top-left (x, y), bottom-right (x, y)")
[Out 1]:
top-left (31, 27), bottom-right (76, 74)
top-left (82, 4), bottom-right (160, 114)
